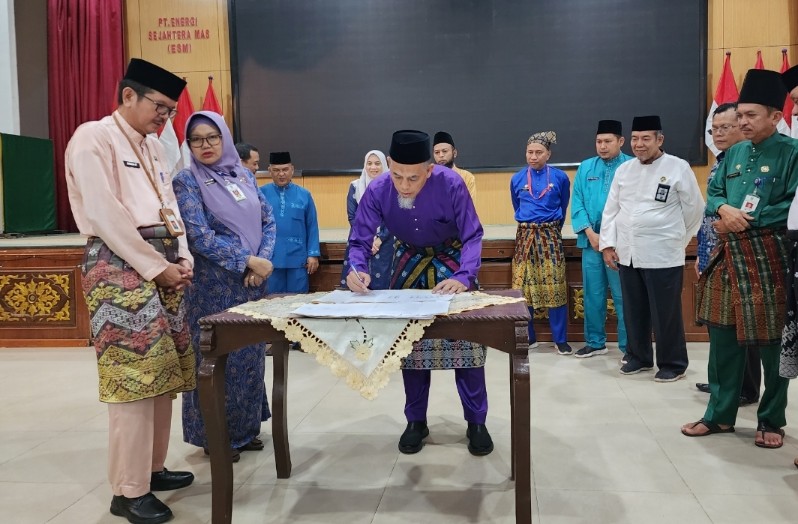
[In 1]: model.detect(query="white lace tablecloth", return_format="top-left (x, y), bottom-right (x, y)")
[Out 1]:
top-left (229, 291), bottom-right (525, 399)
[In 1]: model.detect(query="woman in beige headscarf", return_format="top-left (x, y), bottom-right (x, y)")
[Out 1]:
top-left (340, 150), bottom-right (394, 288)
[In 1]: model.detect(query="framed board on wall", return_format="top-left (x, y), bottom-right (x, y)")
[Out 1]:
top-left (229, 0), bottom-right (708, 172)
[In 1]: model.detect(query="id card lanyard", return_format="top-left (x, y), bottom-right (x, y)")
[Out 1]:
top-left (112, 113), bottom-right (184, 236)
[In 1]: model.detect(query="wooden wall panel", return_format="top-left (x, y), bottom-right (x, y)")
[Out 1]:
top-left (124, 0), bottom-right (233, 128)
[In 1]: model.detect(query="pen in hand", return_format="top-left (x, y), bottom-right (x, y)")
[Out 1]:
top-left (349, 264), bottom-right (370, 293)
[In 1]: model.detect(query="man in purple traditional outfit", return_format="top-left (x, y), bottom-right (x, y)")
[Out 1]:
top-left (345, 130), bottom-right (493, 456)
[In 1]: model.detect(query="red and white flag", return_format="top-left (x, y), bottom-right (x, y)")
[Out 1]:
top-left (202, 76), bottom-right (223, 115)
top-left (158, 81), bottom-right (195, 177)
top-left (753, 50), bottom-right (790, 135)
top-left (173, 82), bottom-right (195, 172)
top-left (706, 52), bottom-right (739, 157)
top-left (754, 50), bottom-right (764, 70)
top-left (780, 49), bottom-right (798, 138)
top-left (157, 118), bottom-right (181, 176)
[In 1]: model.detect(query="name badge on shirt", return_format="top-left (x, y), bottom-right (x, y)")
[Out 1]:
top-left (225, 181), bottom-right (247, 202)
top-left (741, 193), bottom-right (760, 213)
top-left (654, 183), bottom-right (670, 202)
top-left (726, 171), bottom-right (741, 179)
top-left (123, 160), bottom-right (140, 168)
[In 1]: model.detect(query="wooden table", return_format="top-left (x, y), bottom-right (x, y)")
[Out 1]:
top-left (197, 289), bottom-right (532, 523)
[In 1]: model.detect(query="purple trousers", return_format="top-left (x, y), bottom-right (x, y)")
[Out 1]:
top-left (402, 367), bottom-right (488, 424)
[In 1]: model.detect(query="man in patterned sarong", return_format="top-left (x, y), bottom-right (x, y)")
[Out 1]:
top-left (781, 64), bottom-right (798, 469)
top-left (510, 131), bottom-right (572, 354)
top-left (346, 130), bottom-right (492, 456)
top-left (682, 69), bottom-right (798, 449)
top-left (66, 59), bottom-right (197, 524)
top-left (693, 104), bottom-right (761, 404)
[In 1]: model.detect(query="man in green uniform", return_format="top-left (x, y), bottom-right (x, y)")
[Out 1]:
top-left (682, 69), bottom-right (798, 449)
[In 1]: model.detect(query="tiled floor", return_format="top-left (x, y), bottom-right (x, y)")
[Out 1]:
top-left (1, 343), bottom-right (797, 523)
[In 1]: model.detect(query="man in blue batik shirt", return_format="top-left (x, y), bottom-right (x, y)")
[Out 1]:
top-left (260, 151), bottom-right (320, 293)
top-left (571, 120), bottom-right (632, 360)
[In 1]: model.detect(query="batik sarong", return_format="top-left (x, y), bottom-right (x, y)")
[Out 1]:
top-left (391, 238), bottom-right (486, 370)
top-left (511, 221), bottom-right (567, 308)
top-left (696, 227), bottom-right (789, 347)
top-left (780, 236), bottom-right (798, 379)
top-left (81, 226), bottom-right (196, 403)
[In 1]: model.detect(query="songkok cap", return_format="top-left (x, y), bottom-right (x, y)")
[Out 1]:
top-left (782, 64), bottom-right (798, 93)
top-left (596, 120), bottom-right (623, 136)
top-left (631, 115), bottom-right (662, 132)
top-left (269, 151), bottom-right (292, 165)
top-left (389, 130), bottom-right (431, 164)
top-left (527, 131), bottom-right (557, 149)
top-left (738, 69), bottom-right (787, 110)
top-left (123, 58), bottom-right (186, 101)
top-left (433, 131), bottom-right (455, 147)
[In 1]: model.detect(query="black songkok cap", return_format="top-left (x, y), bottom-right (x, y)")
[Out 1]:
top-left (596, 120), bottom-right (623, 136)
top-left (123, 58), bottom-right (186, 101)
top-left (389, 130), bottom-right (431, 164)
top-left (631, 115), bottom-right (662, 132)
top-left (433, 131), bottom-right (455, 147)
top-left (269, 151), bottom-right (292, 165)
top-left (738, 69), bottom-right (788, 110)
top-left (782, 64), bottom-right (798, 93)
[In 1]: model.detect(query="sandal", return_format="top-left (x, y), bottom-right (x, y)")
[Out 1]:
top-left (754, 421), bottom-right (785, 449)
top-left (681, 418), bottom-right (735, 437)
top-left (238, 437), bottom-right (265, 452)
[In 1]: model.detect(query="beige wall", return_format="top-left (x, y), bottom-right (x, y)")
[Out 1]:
top-left (124, 0), bottom-right (798, 228)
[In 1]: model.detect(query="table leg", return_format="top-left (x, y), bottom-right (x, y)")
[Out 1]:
top-left (197, 325), bottom-right (233, 524)
top-left (271, 340), bottom-right (292, 478)
top-left (513, 321), bottom-right (532, 523)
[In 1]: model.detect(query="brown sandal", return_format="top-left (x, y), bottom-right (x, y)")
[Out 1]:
top-left (238, 437), bottom-right (265, 451)
top-left (754, 421), bottom-right (785, 449)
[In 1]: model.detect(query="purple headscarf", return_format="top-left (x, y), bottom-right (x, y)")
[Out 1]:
top-left (186, 111), bottom-right (263, 254)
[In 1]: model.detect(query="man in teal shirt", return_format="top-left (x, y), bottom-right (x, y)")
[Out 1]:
top-left (682, 69), bottom-right (798, 449)
top-left (260, 151), bottom-right (320, 293)
top-left (571, 120), bottom-right (632, 359)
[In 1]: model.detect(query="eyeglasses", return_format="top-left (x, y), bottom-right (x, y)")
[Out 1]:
top-left (141, 94), bottom-right (178, 118)
top-left (707, 124), bottom-right (738, 136)
top-left (187, 134), bottom-right (223, 148)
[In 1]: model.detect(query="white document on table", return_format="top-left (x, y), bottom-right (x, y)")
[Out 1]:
top-left (292, 289), bottom-right (454, 318)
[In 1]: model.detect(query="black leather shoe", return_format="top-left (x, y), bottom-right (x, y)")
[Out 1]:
top-left (150, 468), bottom-right (194, 491)
top-left (110, 493), bottom-right (172, 524)
top-left (398, 421), bottom-right (429, 454)
top-left (466, 423), bottom-right (494, 456)
top-left (696, 383), bottom-right (710, 393)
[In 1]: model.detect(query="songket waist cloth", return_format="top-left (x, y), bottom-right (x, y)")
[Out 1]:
top-left (82, 225), bottom-right (196, 403)
top-left (512, 221), bottom-right (567, 309)
top-left (391, 238), bottom-right (486, 370)
top-left (696, 227), bottom-right (789, 347)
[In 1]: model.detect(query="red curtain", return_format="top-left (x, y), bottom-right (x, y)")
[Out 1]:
top-left (47, 0), bottom-right (124, 232)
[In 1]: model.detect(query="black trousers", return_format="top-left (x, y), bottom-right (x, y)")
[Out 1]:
top-left (740, 344), bottom-right (762, 400)
top-left (618, 263), bottom-right (688, 373)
